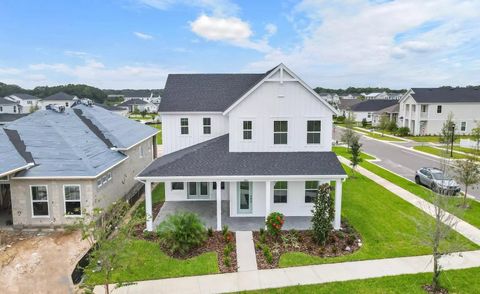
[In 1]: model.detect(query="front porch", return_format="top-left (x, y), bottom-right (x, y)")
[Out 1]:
top-left (153, 200), bottom-right (312, 231)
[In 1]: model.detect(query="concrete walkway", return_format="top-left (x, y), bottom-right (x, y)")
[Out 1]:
top-left (338, 156), bottom-right (480, 246)
top-left (94, 250), bottom-right (480, 293)
top-left (235, 231), bottom-right (258, 272)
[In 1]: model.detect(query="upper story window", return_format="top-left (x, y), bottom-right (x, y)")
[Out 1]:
top-left (274, 121), bottom-right (288, 145)
top-left (180, 118), bottom-right (189, 134)
top-left (406, 104), bottom-right (410, 112)
top-left (307, 120), bottom-right (321, 144)
top-left (64, 185), bottom-right (81, 216)
top-left (437, 105), bottom-right (442, 113)
top-left (412, 105), bottom-right (416, 112)
top-left (27, 100), bottom-right (32, 104)
top-left (13, 105), bottom-right (17, 113)
top-left (0, 106), bottom-right (3, 112)
top-left (421, 105), bottom-right (427, 112)
top-left (274, 181), bottom-right (288, 203)
top-left (65, 102), bottom-right (69, 107)
top-left (31, 185), bottom-right (49, 217)
top-left (243, 121), bottom-right (252, 140)
top-left (139, 144), bottom-right (144, 158)
top-left (203, 118), bottom-right (211, 134)
top-left (461, 122), bottom-right (466, 131)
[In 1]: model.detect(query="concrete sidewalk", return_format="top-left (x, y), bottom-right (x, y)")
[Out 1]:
top-left (235, 231), bottom-right (258, 272)
top-left (338, 156), bottom-right (480, 246)
top-left (94, 250), bottom-right (480, 294)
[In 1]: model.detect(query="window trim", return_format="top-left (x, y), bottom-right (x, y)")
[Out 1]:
top-left (437, 105), bottom-right (442, 113)
top-left (273, 181), bottom-right (288, 203)
top-left (273, 120), bottom-right (288, 145)
top-left (305, 181), bottom-right (319, 203)
top-left (242, 120), bottom-right (253, 140)
top-left (180, 117), bottom-right (189, 135)
top-left (63, 184), bottom-right (82, 217)
top-left (306, 120), bottom-right (321, 144)
top-left (203, 117), bottom-right (211, 135)
top-left (461, 121), bottom-right (467, 131)
top-left (30, 185), bottom-right (49, 218)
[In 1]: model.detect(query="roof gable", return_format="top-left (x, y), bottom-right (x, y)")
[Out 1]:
top-left (0, 97), bottom-right (16, 105)
top-left (10, 93), bottom-right (40, 100)
top-left (44, 92), bottom-right (76, 101)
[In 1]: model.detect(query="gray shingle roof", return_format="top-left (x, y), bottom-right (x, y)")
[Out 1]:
top-left (138, 135), bottom-right (346, 178)
top-left (159, 73), bottom-right (268, 112)
top-left (0, 129), bottom-right (29, 176)
top-left (44, 92), bottom-right (76, 101)
top-left (118, 99), bottom-right (148, 106)
top-left (0, 113), bottom-right (29, 124)
top-left (411, 88), bottom-right (480, 103)
top-left (95, 103), bottom-right (128, 111)
top-left (0, 97), bottom-right (16, 105)
top-left (10, 93), bottom-right (40, 100)
top-left (350, 99), bottom-right (398, 112)
top-left (338, 98), bottom-right (361, 110)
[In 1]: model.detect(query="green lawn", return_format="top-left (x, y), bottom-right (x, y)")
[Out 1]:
top-left (248, 267), bottom-right (480, 293)
top-left (279, 165), bottom-right (478, 267)
top-left (333, 146), bottom-right (480, 229)
top-left (150, 123), bottom-right (162, 145)
top-left (413, 146), bottom-right (469, 159)
top-left (353, 128), bottom-right (405, 142)
top-left (332, 146), bottom-right (375, 160)
top-left (406, 135), bottom-right (473, 143)
top-left (453, 145), bottom-right (480, 155)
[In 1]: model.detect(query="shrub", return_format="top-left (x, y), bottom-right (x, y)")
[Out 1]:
top-left (222, 225), bottom-right (229, 236)
top-left (223, 255), bottom-right (231, 267)
top-left (266, 212), bottom-right (284, 236)
top-left (223, 243), bottom-right (234, 256)
top-left (335, 115), bottom-right (346, 123)
top-left (262, 245), bottom-right (273, 264)
top-left (361, 118), bottom-right (368, 128)
top-left (157, 212), bottom-right (207, 255)
top-left (396, 126), bottom-right (410, 137)
top-left (207, 227), bottom-right (214, 237)
top-left (386, 120), bottom-right (398, 132)
top-left (311, 183), bottom-right (334, 245)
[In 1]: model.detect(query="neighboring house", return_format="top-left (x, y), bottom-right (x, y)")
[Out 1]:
top-left (398, 87), bottom-right (480, 136)
top-left (137, 64), bottom-right (347, 231)
top-left (317, 93), bottom-right (339, 105)
top-left (338, 98), bottom-right (361, 116)
top-left (0, 97), bottom-right (19, 114)
top-left (0, 113), bottom-right (29, 125)
top-left (41, 92), bottom-right (77, 109)
top-left (348, 99), bottom-right (398, 124)
top-left (95, 103), bottom-right (129, 116)
top-left (340, 94), bottom-right (358, 100)
top-left (118, 98), bottom-right (157, 113)
top-left (5, 93), bottom-right (41, 113)
top-left (0, 103), bottom-right (158, 228)
top-left (371, 103), bottom-right (399, 126)
top-left (363, 92), bottom-right (389, 100)
top-left (386, 92), bottom-right (403, 100)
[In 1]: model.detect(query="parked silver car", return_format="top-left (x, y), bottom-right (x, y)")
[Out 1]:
top-left (415, 167), bottom-right (461, 195)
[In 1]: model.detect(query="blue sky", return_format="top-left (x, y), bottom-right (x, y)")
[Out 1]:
top-left (0, 0), bottom-right (479, 89)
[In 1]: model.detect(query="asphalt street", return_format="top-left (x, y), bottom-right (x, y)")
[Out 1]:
top-left (333, 126), bottom-right (480, 200)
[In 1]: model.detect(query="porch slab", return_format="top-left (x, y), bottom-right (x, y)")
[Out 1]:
top-left (153, 201), bottom-right (312, 231)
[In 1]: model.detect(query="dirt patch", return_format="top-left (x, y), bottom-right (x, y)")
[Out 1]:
top-left (423, 284), bottom-right (448, 294)
top-left (253, 222), bottom-right (361, 269)
top-left (0, 230), bottom-right (90, 294)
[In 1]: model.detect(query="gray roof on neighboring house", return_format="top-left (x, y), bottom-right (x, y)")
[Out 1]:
top-left (118, 99), bottom-right (148, 106)
top-left (159, 73), bottom-right (269, 112)
top-left (0, 129), bottom-right (29, 176)
top-left (338, 98), bottom-right (361, 110)
top-left (376, 103), bottom-right (399, 114)
top-left (95, 103), bottom-right (128, 112)
top-left (10, 93), bottom-right (40, 100)
top-left (411, 88), bottom-right (480, 103)
top-left (43, 92), bottom-right (76, 101)
top-left (350, 99), bottom-right (398, 112)
top-left (0, 113), bottom-right (29, 124)
top-left (138, 135), bottom-right (346, 178)
top-left (0, 97), bottom-right (16, 105)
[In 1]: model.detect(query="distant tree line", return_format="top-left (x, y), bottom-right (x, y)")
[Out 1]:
top-left (313, 86), bottom-right (406, 95)
top-left (103, 89), bottom-right (163, 97)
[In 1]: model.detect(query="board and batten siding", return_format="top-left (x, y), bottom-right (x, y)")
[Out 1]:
top-left (161, 113), bottom-right (229, 154)
top-left (228, 81), bottom-right (333, 152)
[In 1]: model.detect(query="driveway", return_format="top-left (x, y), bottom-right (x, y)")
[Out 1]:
top-left (333, 126), bottom-right (480, 200)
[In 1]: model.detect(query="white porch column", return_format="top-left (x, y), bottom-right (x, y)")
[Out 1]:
top-left (334, 179), bottom-right (343, 230)
top-left (216, 181), bottom-right (222, 231)
top-left (265, 180), bottom-right (271, 220)
top-left (145, 180), bottom-right (153, 232)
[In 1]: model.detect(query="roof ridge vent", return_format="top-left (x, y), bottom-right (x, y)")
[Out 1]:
top-left (46, 104), bottom-right (65, 113)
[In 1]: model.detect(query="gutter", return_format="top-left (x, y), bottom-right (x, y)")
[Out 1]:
top-left (0, 162), bottom-right (35, 178)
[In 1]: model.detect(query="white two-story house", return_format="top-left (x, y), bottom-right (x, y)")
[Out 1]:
top-left (137, 64), bottom-right (347, 231)
top-left (5, 93), bottom-right (41, 113)
top-left (398, 88), bottom-right (480, 136)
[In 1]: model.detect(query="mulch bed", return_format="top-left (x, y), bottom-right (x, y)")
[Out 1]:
top-left (422, 285), bottom-right (448, 294)
top-left (253, 221), bottom-right (361, 269)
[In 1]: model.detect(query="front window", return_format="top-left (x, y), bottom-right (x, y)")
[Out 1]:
top-left (437, 105), bottom-right (442, 113)
top-left (203, 118), bottom-right (211, 134)
top-left (213, 182), bottom-right (225, 190)
top-left (180, 118), bottom-right (189, 134)
top-left (461, 122), bottom-right (466, 131)
top-left (64, 185), bottom-right (81, 216)
top-left (307, 120), bottom-right (321, 144)
top-left (274, 121), bottom-right (288, 144)
top-left (243, 121), bottom-right (252, 140)
top-left (171, 182), bottom-right (184, 190)
top-left (188, 182), bottom-right (209, 199)
top-left (31, 186), bottom-right (49, 216)
top-left (305, 181), bottom-right (319, 203)
top-left (274, 181), bottom-right (288, 203)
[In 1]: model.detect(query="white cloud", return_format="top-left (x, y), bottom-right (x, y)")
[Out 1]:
top-left (134, 31), bottom-right (154, 40)
top-left (265, 23), bottom-right (277, 37)
top-left (138, 0), bottom-right (239, 16)
top-left (248, 0), bottom-right (480, 88)
top-left (190, 14), bottom-right (272, 52)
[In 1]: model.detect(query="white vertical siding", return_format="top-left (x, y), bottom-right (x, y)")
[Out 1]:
top-left (228, 81), bottom-right (333, 152)
top-left (161, 113), bottom-right (229, 154)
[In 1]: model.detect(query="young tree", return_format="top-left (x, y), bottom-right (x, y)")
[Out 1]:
top-left (140, 109), bottom-right (148, 118)
top-left (311, 183), bottom-right (334, 245)
top-left (471, 121), bottom-right (480, 154)
top-left (350, 138), bottom-right (362, 177)
top-left (439, 112), bottom-right (456, 155)
top-left (452, 157), bottom-right (480, 207)
top-left (377, 115), bottom-right (390, 136)
top-left (29, 104), bottom-right (40, 113)
top-left (341, 112), bottom-right (359, 151)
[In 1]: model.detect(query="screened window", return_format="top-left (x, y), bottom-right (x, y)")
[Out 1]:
top-left (243, 121), bottom-right (252, 140)
top-left (305, 181), bottom-right (319, 203)
top-left (180, 118), bottom-right (189, 134)
top-left (171, 182), bottom-right (184, 190)
top-left (31, 186), bottom-right (49, 216)
top-left (274, 121), bottom-right (288, 144)
top-left (274, 181), bottom-right (288, 203)
top-left (64, 185), bottom-right (81, 216)
top-left (437, 105), bottom-right (442, 113)
top-left (307, 120), bottom-right (321, 144)
top-left (203, 118), bottom-right (211, 134)
top-left (461, 122), bottom-right (466, 131)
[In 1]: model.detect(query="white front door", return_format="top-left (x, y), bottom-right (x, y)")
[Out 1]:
top-left (237, 181), bottom-right (252, 214)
